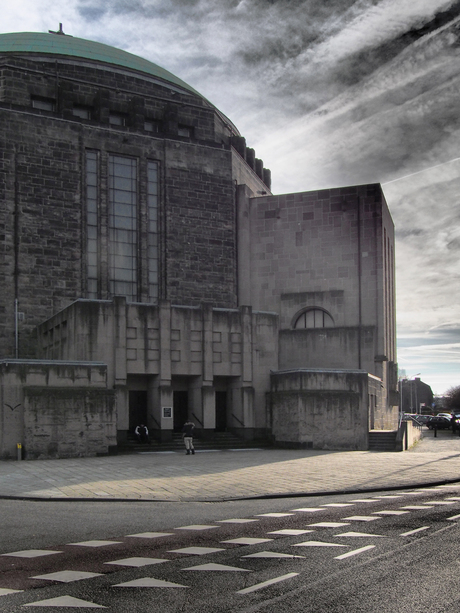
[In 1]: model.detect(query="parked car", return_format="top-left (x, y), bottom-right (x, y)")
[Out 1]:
top-left (414, 414), bottom-right (432, 425)
top-left (426, 416), bottom-right (451, 430)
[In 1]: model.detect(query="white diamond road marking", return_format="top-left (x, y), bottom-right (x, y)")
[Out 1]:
top-left (236, 572), bottom-right (299, 594)
top-left (267, 529), bottom-right (314, 536)
top-left (290, 507), bottom-right (323, 512)
top-left (322, 503), bottom-right (354, 508)
top-left (400, 527), bottom-right (430, 536)
top-left (335, 545), bottom-right (375, 560)
top-left (68, 540), bottom-right (122, 547)
top-left (447, 514), bottom-right (460, 521)
top-left (401, 506), bottom-right (433, 510)
top-left (31, 571), bottom-right (102, 583)
top-left (335, 532), bottom-right (385, 538)
top-left (23, 595), bottom-right (106, 607)
top-left (308, 522), bottom-right (350, 528)
top-left (168, 547), bottom-right (225, 555)
top-left (243, 551), bottom-right (305, 559)
top-left (113, 578), bottom-right (188, 588)
top-left (255, 513), bottom-right (295, 518)
top-left (105, 557), bottom-right (168, 567)
top-left (221, 537), bottom-right (273, 545)
top-left (293, 541), bottom-right (347, 548)
top-left (126, 532), bottom-right (173, 539)
top-left (183, 563), bottom-right (251, 572)
top-left (342, 516), bottom-right (380, 522)
top-left (216, 519), bottom-right (259, 524)
top-left (372, 510), bottom-right (409, 516)
top-left (1, 550), bottom-right (62, 558)
top-left (0, 588), bottom-right (22, 595)
top-left (175, 525), bottom-right (219, 531)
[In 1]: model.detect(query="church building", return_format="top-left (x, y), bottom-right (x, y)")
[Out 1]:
top-left (0, 30), bottom-right (399, 458)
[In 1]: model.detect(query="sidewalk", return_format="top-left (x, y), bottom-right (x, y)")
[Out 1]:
top-left (1, 429), bottom-right (460, 502)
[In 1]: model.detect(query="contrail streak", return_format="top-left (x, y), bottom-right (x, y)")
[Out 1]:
top-left (382, 157), bottom-right (460, 185)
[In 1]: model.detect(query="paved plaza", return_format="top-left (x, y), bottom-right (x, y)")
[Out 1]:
top-left (1, 429), bottom-right (459, 502)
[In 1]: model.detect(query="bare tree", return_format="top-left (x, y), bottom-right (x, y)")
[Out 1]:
top-left (444, 385), bottom-right (460, 412)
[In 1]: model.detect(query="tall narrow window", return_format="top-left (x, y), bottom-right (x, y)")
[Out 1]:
top-left (108, 155), bottom-right (138, 300)
top-left (86, 151), bottom-right (99, 298)
top-left (147, 161), bottom-right (159, 301)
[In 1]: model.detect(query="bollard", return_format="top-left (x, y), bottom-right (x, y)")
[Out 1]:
top-left (17, 443), bottom-right (22, 461)
top-left (434, 427), bottom-right (437, 438)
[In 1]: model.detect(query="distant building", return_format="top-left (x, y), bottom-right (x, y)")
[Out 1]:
top-left (0, 31), bottom-right (398, 458)
top-left (400, 378), bottom-right (434, 414)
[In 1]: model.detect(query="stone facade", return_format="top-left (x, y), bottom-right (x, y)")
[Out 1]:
top-left (0, 32), bottom-right (398, 458)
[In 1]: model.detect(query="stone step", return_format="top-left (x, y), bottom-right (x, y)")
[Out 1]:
top-left (118, 431), bottom-right (271, 453)
top-left (369, 430), bottom-right (397, 451)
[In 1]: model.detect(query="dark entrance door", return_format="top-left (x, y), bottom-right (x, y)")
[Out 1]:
top-left (173, 391), bottom-right (188, 431)
top-left (215, 391), bottom-right (227, 432)
top-left (129, 391), bottom-right (148, 432)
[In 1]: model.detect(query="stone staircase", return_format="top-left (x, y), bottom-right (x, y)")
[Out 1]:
top-left (368, 430), bottom-right (398, 451)
top-left (118, 431), bottom-right (271, 453)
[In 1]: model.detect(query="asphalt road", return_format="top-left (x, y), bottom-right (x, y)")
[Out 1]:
top-left (2, 485), bottom-right (460, 611)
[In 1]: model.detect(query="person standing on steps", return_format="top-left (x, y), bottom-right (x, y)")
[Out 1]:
top-left (182, 420), bottom-right (195, 455)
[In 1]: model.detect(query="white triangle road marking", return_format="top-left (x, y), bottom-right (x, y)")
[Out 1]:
top-left (183, 563), bottom-right (251, 572)
top-left (23, 595), bottom-right (106, 607)
top-left (113, 578), bottom-right (188, 588)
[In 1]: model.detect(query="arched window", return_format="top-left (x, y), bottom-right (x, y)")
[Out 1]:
top-left (293, 308), bottom-right (334, 329)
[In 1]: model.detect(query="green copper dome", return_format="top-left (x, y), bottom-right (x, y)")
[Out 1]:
top-left (0, 31), bottom-right (202, 97)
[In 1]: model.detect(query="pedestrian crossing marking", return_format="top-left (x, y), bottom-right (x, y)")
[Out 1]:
top-left (113, 577), bottom-right (188, 588)
top-left (31, 571), bottom-right (102, 582)
top-left (308, 522), bottom-right (350, 528)
top-left (23, 595), bottom-right (106, 607)
top-left (217, 519), bottom-right (259, 524)
top-left (342, 516), bottom-right (380, 522)
top-left (175, 525), bottom-right (220, 531)
top-left (68, 540), bottom-right (122, 547)
top-left (168, 547), bottom-right (225, 555)
top-left (256, 513), bottom-right (295, 518)
top-left (126, 532), bottom-right (173, 538)
top-left (267, 529), bottom-right (314, 536)
top-left (335, 532), bottom-right (385, 538)
top-left (400, 527), bottom-right (430, 536)
top-left (372, 510), bottom-right (409, 516)
top-left (183, 563), bottom-right (251, 572)
top-left (242, 551), bottom-right (305, 559)
top-left (0, 588), bottom-right (22, 595)
top-left (400, 506), bottom-right (433, 510)
top-left (1, 550), bottom-right (62, 558)
top-left (293, 541), bottom-right (347, 548)
top-left (322, 503), bottom-right (354, 508)
top-left (221, 537), bottom-right (273, 545)
top-left (290, 507), bottom-right (323, 512)
top-left (104, 557), bottom-right (168, 567)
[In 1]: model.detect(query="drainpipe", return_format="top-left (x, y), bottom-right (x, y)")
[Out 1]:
top-left (357, 196), bottom-right (362, 369)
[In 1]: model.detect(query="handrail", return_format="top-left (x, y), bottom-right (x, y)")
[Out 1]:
top-left (232, 412), bottom-right (244, 427)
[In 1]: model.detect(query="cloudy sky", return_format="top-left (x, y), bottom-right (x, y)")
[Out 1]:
top-left (3, 0), bottom-right (460, 395)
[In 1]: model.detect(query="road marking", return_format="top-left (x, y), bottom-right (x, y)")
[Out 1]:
top-left (342, 516), bottom-right (380, 522)
top-left (290, 507), bottom-right (323, 512)
top-left (400, 506), bottom-right (433, 510)
top-left (183, 563), bottom-right (251, 572)
top-left (267, 529), bottom-right (314, 536)
top-left (216, 519), bottom-right (259, 524)
top-left (221, 537), bottom-right (273, 545)
top-left (31, 571), bottom-right (102, 583)
top-left (349, 499), bottom-right (378, 503)
top-left (445, 497), bottom-right (460, 501)
top-left (113, 577), bottom-right (188, 588)
top-left (335, 532), bottom-right (385, 538)
top-left (0, 550), bottom-right (62, 558)
top-left (104, 557), bottom-right (168, 567)
top-left (0, 588), bottom-right (22, 595)
top-left (424, 501), bottom-right (456, 505)
top-left (400, 527), bottom-right (430, 536)
top-left (68, 540), bottom-right (122, 547)
top-left (447, 514), bottom-right (460, 521)
top-left (335, 545), bottom-right (375, 560)
top-left (293, 541), bottom-right (347, 548)
top-left (255, 513), bottom-right (295, 518)
top-left (242, 551), bottom-right (305, 559)
top-left (23, 595), bottom-right (106, 607)
top-left (126, 532), bottom-right (173, 538)
top-left (322, 503), bottom-right (355, 507)
top-left (168, 547), bottom-right (225, 555)
top-left (372, 510), bottom-right (409, 516)
top-left (175, 525), bottom-right (220, 530)
top-left (308, 522), bottom-right (350, 528)
top-left (236, 572), bottom-right (299, 594)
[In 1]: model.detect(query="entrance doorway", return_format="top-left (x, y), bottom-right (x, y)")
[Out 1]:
top-left (215, 391), bottom-right (227, 432)
top-left (173, 391), bottom-right (188, 431)
top-left (129, 391), bottom-right (148, 432)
